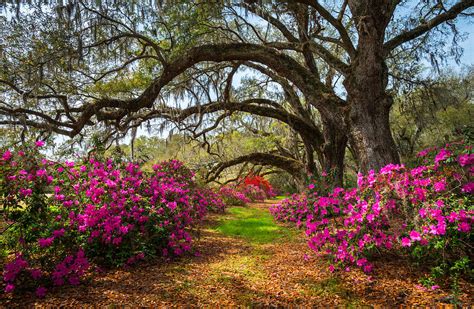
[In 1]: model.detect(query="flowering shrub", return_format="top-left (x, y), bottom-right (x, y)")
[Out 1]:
top-left (240, 184), bottom-right (267, 202)
top-left (193, 188), bottom-right (226, 213)
top-left (0, 145), bottom-right (223, 296)
top-left (243, 175), bottom-right (276, 198)
top-left (271, 141), bottom-right (473, 288)
top-left (218, 185), bottom-right (251, 206)
top-left (218, 175), bottom-right (276, 206)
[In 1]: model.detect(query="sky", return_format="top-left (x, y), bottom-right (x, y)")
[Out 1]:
top-left (457, 19), bottom-right (474, 66)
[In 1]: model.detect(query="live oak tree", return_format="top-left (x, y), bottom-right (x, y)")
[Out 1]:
top-left (0, 0), bottom-right (472, 184)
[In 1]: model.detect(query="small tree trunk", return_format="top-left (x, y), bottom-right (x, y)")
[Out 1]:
top-left (321, 116), bottom-right (348, 187)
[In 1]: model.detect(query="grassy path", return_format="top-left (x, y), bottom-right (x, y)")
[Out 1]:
top-left (3, 200), bottom-right (471, 307)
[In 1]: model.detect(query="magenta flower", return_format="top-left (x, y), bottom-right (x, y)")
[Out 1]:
top-left (409, 230), bottom-right (421, 241)
top-left (52, 229), bottom-right (65, 238)
top-left (417, 149), bottom-right (429, 157)
top-left (401, 237), bottom-right (412, 247)
top-left (461, 182), bottom-right (474, 194)
top-left (433, 179), bottom-right (446, 192)
top-left (434, 148), bottom-right (451, 163)
top-left (457, 153), bottom-right (474, 167)
top-left (30, 268), bottom-right (42, 280)
top-left (458, 222), bottom-right (470, 233)
top-left (35, 286), bottom-right (47, 298)
top-left (35, 140), bottom-right (45, 147)
top-left (36, 169), bottom-right (47, 177)
top-left (5, 283), bottom-right (15, 293)
top-left (38, 237), bottom-right (54, 248)
top-left (2, 150), bottom-right (12, 161)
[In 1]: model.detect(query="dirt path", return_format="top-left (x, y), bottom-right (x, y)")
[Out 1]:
top-left (2, 200), bottom-right (473, 307)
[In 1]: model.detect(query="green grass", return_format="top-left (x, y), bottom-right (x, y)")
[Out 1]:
top-left (274, 195), bottom-right (289, 200)
top-left (214, 206), bottom-right (295, 244)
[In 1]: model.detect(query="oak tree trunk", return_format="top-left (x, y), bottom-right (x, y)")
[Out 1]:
top-left (346, 0), bottom-right (400, 174)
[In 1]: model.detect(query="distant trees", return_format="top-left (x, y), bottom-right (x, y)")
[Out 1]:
top-left (391, 68), bottom-right (474, 162)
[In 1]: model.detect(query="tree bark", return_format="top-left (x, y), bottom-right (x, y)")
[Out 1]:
top-left (345, 0), bottom-right (400, 174)
top-left (320, 114), bottom-right (348, 187)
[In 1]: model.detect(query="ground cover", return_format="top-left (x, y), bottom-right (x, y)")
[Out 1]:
top-left (2, 200), bottom-right (472, 307)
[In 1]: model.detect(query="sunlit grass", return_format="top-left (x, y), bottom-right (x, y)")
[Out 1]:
top-left (214, 206), bottom-right (295, 244)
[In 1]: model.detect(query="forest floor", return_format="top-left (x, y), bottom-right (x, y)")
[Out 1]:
top-left (2, 200), bottom-right (473, 307)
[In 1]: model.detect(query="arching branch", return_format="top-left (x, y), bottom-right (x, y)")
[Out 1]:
top-left (206, 152), bottom-right (306, 183)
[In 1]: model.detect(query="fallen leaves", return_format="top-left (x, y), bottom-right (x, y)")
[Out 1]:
top-left (1, 200), bottom-right (473, 307)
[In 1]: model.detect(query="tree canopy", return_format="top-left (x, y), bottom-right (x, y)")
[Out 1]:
top-left (0, 0), bottom-right (473, 185)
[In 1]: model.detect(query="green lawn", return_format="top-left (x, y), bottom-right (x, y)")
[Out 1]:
top-left (214, 206), bottom-right (296, 244)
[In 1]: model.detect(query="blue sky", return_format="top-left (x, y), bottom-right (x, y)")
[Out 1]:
top-left (457, 19), bottom-right (474, 66)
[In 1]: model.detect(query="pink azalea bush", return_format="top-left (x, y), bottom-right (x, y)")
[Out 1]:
top-left (218, 185), bottom-right (251, 206)
top-left (218, 183), bottom-right (270, 206)
top-left (271, 141), bottom-right (473, 287)
top-left (1, 144), bottom-right (224, 296)
top-left (240, 184), bottom-right (268, 202)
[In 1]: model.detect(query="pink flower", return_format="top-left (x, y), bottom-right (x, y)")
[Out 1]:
top-left (458, 222), bottom-right (470, 233)
top-left (35, 140), bottom-right (45, 147)
top-left (433, 179), bottom-right (446, 192)
top-left (417, 149), bottom-right (429, 157)
top-left (434, 148), bottom-right (451, 163)
top-left (461, 182), bottom-right (474, 194)
top-left (167, 202), bottom-right (177, 211)
top-left (401, 237), bottom-right (411, 247)
top-left (38, 237), bottom-right (54, 248)
top-left (457, 153), bottom-right (474, 167)
top-left (20, 188), bottom-right (33, 197)
top-left (2, 150), bottom-right (12, 161)
top-left (363, 264), bottom-right (373, 273)
top-left (415, 284), bottom-right (427, 291)
top-left (431, 285), bottom-right (440, 291)
top-left (419, 208), bottom-right (427, 218)
top-left (35, 286), bottom-right (47, 298)
top-left (308, 184), bottom-right (315, 190)
top-left (409, 230), bottom-right (421, 241)
top-left (328, 264), bottom-right (335, 272)
top-left (5, 283), bottom-right (15, 293)
top-left (356, 258), bottom-right (368, 267)
top-left (52, 229), bottom-right (65, 238)
top-left (36, 169), bottom-right (47, 177)
top-left (30, 269), bottom-right (42, 280)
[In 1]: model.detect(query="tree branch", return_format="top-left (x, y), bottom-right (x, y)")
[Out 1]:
top-left (384, 0), bottom-right (474, 52)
